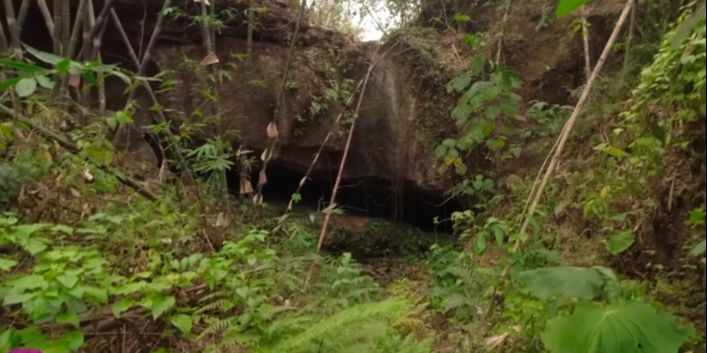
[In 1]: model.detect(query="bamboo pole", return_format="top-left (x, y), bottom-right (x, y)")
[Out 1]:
top-left (53, 0), bottom-right (62, 54)
top-left (68, 0), bottom-right (89, 58)
top-left (0, 15), bottom-right (8, 53)
top-left (37, 0), bottom-right (55, 40)
top-left (83, 0), bottom-right (95, 61)
top-left (61, 0), bottom-right (71, 57)
top-left (111, 3), bottom-right (196, 186)
top-left (199, 0), bottom-right (213, 53)
top-left (247, 0), bottom-right (255, 59)
top-left (77, 0), bottom-right (115, 59)
top-left (110, 8), bottom-right (173, 134)
top-left (2, 0), bottom-right (21, 57)
top-left (16, 0), bottom-right (31, 37)
top-left (581, 8), bottom-right (592, 82)
top-left (519, 0), bottom-right (636, 238)
top-left (209, 0), bottom-right (216, 50)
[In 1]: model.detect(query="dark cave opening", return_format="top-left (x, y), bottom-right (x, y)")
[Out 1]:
top-left (229, 162), bottom-right (461, 233)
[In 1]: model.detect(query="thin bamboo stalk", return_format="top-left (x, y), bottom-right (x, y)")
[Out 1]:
top-left (77, 0), bottom-right (114, 58)
top-left (83, 0), bottom-right (95, 61)
top-left (199, 0), bottom-right (213, 53)
top-left (68, 0), bottom-right (88, 58)
top-left (61, 0), bottom-right (71, 57)
top-left (2, 0), bottom-right (21, 57)
top-left (89, 12), bottom-right (109, 60)
top-left (134, 0), bottom-right (171, 75)
top-left (209, 0), bottom-right (216, 49)
top-left (581, 8), bottom-right (592, 81)
top-left (112, 2), bottom-right (196, 187)
top-left (623, 3), bottom-right (637, 72)
top-left (110, 8), bottom-right (171, 128)
top-left (247, 0), bottom-right (254, 59)
top-left (37, 0), bottom-right (55, 40)
top-left (53, 0), bottom-right (62, 54)
top-left (16, 0), bottom-right (31, 37)
top-left (0, 16), bottom-right (8, 53)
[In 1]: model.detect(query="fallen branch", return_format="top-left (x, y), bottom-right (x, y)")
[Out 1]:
top-left (0, 104), bottom-right (159, 201)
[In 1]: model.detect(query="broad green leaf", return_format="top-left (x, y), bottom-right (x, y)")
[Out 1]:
top-left (35, 75), bottom-right (55, 89)
top-left (15, 78), bottom-right (37, 97)
top-left (447, 74), bottom-right (472, 93)
top-left (0, 257), bottom-right (17, 271)
top-left (2, 288), bottom-right (31, 305)
top-left (61, 330), bottom-right (84, 350)
top-left (519, 266), bottom-right (609, 300)
top-left (56, 273), bottom-right (80, 288)
top-left (474, 233), bottom-right (487, 254)
top-left (83, 286), bottom-right (108, 303)
top-left (23, 238), bottom-right (48, 255)
top-left (690, 240), bottom-right (706, 257)
top-left (11, 274), bottom-right (46, 289)
top-left (56, 311), bottom-right (80, 328)
top-left (169, 314), bottom-right (193, 334)
top-left (604, 230), bottom-right (635, 255)
top-left (541, 302), bottom-right (693, 353)
top-left (555, 0), bottom-right (590, 17)
top-left (149, 295), bottom-right (176, 319)
top-left (24, 44), bottom-right (66, 65)
top-left (685, 207), bottom-right (706, 228)
top-left (112, 297), bottom-right (136, 317)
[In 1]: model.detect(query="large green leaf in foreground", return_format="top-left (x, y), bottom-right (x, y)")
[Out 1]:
top-left (542, 302), bottom-right (693, 353)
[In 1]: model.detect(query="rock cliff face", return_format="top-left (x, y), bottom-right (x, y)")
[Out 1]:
top-left (19, 0), bottom-right (623, 217)
top-left (102, 0), bottom-right (461, 202)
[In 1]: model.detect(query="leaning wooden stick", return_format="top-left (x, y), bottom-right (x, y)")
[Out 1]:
top-left (518, 0), bottom-right (636, 237)
top-left (316, 46), bottom-right (381, 252)
top-left (0, 104), bottom-right (159, 201)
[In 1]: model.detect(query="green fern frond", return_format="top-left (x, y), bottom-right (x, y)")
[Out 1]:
top-left (198, 290), bottom-right (228, 303)
top-left (195, 298), bottom-right (237, 315)
top-left (198, 316), bottom-right (238, 340)
top-left (260, 299), bottom-right (411, 353)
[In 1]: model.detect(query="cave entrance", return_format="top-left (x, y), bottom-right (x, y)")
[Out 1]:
top-left (233, 162), bottom-right (460, 233)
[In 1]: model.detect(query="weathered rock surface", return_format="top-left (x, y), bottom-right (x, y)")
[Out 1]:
top-left (104, 0), bottom-right (459, 198)
top-left (16, 0), bottom-right (625, 203)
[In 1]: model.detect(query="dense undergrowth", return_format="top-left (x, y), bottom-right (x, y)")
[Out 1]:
top-left (1, 0), bottom-right (706, 352)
